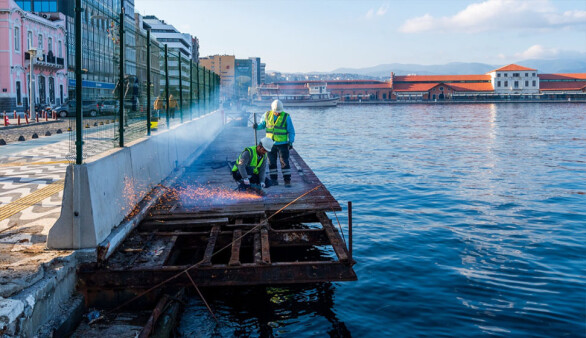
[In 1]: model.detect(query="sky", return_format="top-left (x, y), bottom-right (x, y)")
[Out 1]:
top-left (134, 0), bottom-right (586, 73)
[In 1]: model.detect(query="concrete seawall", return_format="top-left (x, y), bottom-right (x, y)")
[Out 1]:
top-left (48, 110), bottom-right (225, 249)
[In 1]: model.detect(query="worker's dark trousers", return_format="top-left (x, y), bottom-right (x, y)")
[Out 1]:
top-left (268, 144), bottom-right (291, 182)
top-left (232, 170), bottom-right (261, 184)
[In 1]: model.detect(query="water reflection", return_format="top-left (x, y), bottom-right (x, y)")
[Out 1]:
top-left (178, 283), bottom-right (350, 337)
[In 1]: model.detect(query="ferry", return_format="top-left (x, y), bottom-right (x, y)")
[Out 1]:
top-left (250, 82), bottom-right (338, 107)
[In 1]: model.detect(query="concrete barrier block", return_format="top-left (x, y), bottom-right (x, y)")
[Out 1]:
top-left (85, 148), bottom-right (135, 246)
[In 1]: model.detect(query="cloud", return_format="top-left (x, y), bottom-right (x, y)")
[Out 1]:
top-left (513, 45), bottom-right (586, 60)
top-left (364, 5), bottom-right (389, 19)
top-left (377, 5), bottom-right (389, 16)
top-left (399, 0), bottom-right (586, 33)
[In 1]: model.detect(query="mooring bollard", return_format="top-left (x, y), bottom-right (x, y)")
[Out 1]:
top-left (35, 112), bottom-right (39, 123)
top-left (45, 112), bottom-right (48, 122)
top-left (3, 114), bottom-right (9, 126)
top-left (17, 115), bottom-right (21, 125)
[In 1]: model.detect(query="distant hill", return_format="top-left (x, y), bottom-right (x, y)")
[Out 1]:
top-left (330, 59), bottom-right (586, 77)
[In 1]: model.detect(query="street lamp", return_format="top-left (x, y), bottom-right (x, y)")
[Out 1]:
top-left (27, 48), bottom-right (43, 114)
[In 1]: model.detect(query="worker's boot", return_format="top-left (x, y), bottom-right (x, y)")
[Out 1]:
top-left (270, 175), bottom-right (279, 186)
top-left (284, 177), bottom-right (291, 187)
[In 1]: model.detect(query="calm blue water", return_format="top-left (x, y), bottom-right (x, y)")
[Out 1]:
top-left (179, 103), bottom-right (586, 337)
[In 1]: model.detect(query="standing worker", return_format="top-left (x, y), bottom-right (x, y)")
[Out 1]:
top-left (152, 95), bottom-right (164, 129)
top-left (253, 99), bottom-right (295, 187)
top-left (169, 94), bottom-right (177, 119)
top-left (232, 137), bottom-right (274, 190)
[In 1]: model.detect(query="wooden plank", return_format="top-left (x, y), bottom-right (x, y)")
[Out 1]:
top-left (229, 230), bottom-right (242, 266)
top-left (142, 217), bottom-right (228, 227)
top-left (253, 232), bottom-right (262, 264)
top-left (161, 234), bottom-right (179, 265)
top-left (200, 225), bottom-right (220, 266)
top-left (316, 212), bottom-right (349, 262)
top-left (261, 228), bottom-right (271, 265)
top-left (147, 210), bottom-right (265, 220)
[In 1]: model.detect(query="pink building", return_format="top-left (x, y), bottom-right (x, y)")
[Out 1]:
top-left (0, 0), bottom-right (67, 113)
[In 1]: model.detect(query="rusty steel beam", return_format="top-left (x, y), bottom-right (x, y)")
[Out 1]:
top-left (316, 212), bottom-right (349, 262)
top-left (79, 261), bottom-right (357, 288)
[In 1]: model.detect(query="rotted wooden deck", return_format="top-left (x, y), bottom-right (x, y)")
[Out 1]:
top-left (78, 120), bottom-right (356, 293)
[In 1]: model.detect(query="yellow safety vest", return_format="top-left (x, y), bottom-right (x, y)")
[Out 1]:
top-left (265, 111), bottom-right (289, 143)
top-left (232, 146), bottom-right (265, 174)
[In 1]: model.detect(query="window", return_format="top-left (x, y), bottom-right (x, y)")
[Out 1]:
top-left (504, 73), bottom-right (508, 77)
top-left (497, 81), bottom-right (501, 87)
top-left (48, 37), bottom-right (53, 52)
top-left (525, 81), bottom-right (528, 87)
top-left (27, 31), bottom-right (33, 50)
top-left (525, 73), bottom-right (528, 77)
top-left (58, 40), bottom-right (62, 57)
top-left (533, 73), bottom-right (536, 77)
top-left (532, 80), bottom-right (536, 87)
top-left (38, 34), bottom-right (43, 50)
top-left (504, 81), bottom-right (508, 87)
top-left (497, 73), bottom-right (501, 77)
top-left (14, 27), bottom-right (20, 52)
top-left (439, 87), bottom-right (444, 91)
top-left (16, 81), bottom-right (22, 106)
top-left (514, 81), bottom-right (519, 88)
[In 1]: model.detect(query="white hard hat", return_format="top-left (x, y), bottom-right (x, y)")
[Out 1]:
top-left (259, 137), bottom-right (274, 152)
top-left (271, 99), bottom-right (283, 113)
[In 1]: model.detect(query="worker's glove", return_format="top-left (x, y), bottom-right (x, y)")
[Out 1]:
top-left (242, 178), bottom-right (250, 186)
top-left (260, 182), bottom-right (266, 188)
top-left (288, 143), bottom-right (293, 150)
top-left (252, 122), bottom-right (258, 129)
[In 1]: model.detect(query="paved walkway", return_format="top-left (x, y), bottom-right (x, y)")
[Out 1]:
top-left (0, 129), bottom-right (116, 298)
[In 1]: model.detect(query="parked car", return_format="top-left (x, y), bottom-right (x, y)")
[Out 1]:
top-left (55, 100), bottom-right (101, 118)
top-left (99, 100), bottom-right (119, 115)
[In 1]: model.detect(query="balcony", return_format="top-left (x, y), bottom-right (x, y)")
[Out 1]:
top-left (25, 51), bottom-right (65, 69)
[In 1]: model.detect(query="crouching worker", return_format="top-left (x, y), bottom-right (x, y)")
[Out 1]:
top-left (232, 137), bottom-right (275, 193)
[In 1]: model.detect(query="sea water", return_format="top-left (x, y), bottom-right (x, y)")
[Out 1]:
top-left (178, 103), bottom-right (586, 337)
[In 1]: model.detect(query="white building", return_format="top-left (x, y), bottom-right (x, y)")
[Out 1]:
top-left (142, 15), bottom-right (191, 59)
top-left (488, 64), bottom-right (540, 94)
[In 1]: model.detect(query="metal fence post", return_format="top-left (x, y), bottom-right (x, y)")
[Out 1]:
top-left (164, 44), bottom-right (170, 129)
top-left (75, 0), bottom-right (83, 164)
top-left (189, 61), bottom-right (193, 120)
top-left (178, 54), bottom-right (183, 123)
top-left (118, 7), bottom-right (125, 147)
top-left (196, 64), bottom-right (200, 117)
top-left (146, 28), bottom-right (151, 136)
top-left (202, 68), bottom-right (206, 114)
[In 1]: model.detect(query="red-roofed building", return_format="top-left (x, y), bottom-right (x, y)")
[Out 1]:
top-left (538, 73), bottom-right (586, 98)
top-left (260, 64), bottom-right (585, 103)
top-left (268, 80), bottom-right (393, 102)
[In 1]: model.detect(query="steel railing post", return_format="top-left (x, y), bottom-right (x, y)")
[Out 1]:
top-left (189, 61), bottom-right (193, 120)
top-left (348, 201), bottom-right (353, 263)
top-left (118, 7), bottom-right (125, 147)
top-left (179, 54), bottom-right (183, 123)
top-left (164, 44), bottom-right (170, 129)
top-left (146, 28), bottom-right (151, 136)
top-left (75, 0), bottom-right (83, 164)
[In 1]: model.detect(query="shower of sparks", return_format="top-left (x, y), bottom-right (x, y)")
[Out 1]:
top-left (154, 185), bottom-right (263, 209)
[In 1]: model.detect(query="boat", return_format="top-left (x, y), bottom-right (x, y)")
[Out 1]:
top-left (250, 82), bottom-right (338, 107)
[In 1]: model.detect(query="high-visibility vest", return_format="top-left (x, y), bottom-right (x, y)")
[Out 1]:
top-left (232, 146), bottom-right (265, 174)
top-left (265, 111), bottom-right (289, 143)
